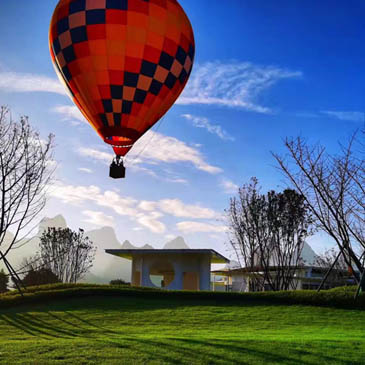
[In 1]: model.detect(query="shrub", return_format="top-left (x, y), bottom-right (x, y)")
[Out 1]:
top-left (21, 268), bottom-right (60, 287)
top-left (110, 279), bottom-right (130, 286)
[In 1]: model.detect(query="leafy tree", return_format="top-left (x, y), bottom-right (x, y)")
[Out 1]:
top-left (0, 269), bottom-right (9, 293)
top-left (0, 107), bottom-right (54, 290)
top-left (227, 178), bottom-right (313, 291)
top-left (38, 227), bottom-right (96, 283)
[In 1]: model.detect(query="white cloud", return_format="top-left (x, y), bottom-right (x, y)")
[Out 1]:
top-left (182, 114), bottom-right (234, 141)
top-left (0, 72), bottom-right (66, 95)
top-left (159, 199), bottom-right (218, 219)
top-left (49, 182), bottom-right (165, 232)
top-left (48, 182), bottom-right (222, 234)
top-left (139, 201), bottom-right (157, 211)
top-left (78, 167), bottom-right (93, 174)
top-left (220, 179), bottom-right (239, 194)
top-left (78, 147), bottom-right (114, 165)
top-left (177, 221), bottom-right (228, 234)
top-left (48, 183), bottom-right (139, 216)
top-left (321, 111), bottom-right (364, 122)
top-left (78, 131), bottom-right (222, 175)
top-left (52, 105), bottom-right (85, 124)
top-left (136, 211), bottom-right (166, 234)
top-left (138, 198), bottom-right (219, 219)
top-left (165, 176), bottom-right (188, 184)
top-left (0, 62), bottom-right (301, 115)
top-left (49, 184), bottom-right (102, 205)
top-left (82, 210), bottom-right (115, 227)
top-left (177, 61), bottom-right (302, 112)
top-left (127, 131), bottom-right (222, 174)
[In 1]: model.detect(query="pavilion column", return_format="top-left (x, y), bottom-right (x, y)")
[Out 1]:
top-left (173, 260), bottom-right (184, 290)
top-left (199, 254), bottom-right (211, 291)
top-left (141, 256), bottom-right (150, 287)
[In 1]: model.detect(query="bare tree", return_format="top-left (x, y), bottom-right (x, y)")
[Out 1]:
top-left (314, 248), bottom-right (348, 271)
top-left (227, 178), bottom-right (313, 291)
top-left (38, 227), bottom-right (96, 283)
top-left (272, 133), bottom-right (365, 291)
top-left (226, 178), bottom-right (267, 291)
top-left (0, 107), bottom-right (54, 291)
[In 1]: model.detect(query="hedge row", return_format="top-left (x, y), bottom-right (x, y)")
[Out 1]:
top-left (0, 283), bottom-right (363, 310)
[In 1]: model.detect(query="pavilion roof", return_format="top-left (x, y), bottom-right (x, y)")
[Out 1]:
top-left (105, 248), bottom-right (230, 264)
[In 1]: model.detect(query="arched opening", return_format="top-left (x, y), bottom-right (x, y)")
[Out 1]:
top-left (149, 261), bottom-right (175, 288)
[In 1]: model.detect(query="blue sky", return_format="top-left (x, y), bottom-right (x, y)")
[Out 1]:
top-left (0, 0), bottom-right (363, 255)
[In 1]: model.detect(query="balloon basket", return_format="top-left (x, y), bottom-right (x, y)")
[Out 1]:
top-left (110, 157), bottom-right (126, 179)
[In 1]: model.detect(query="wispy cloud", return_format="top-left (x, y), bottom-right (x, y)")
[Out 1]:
top-left (52, 105), bottom-right (85, 124)
top-left (177, 61), bottom-right (302, 112)
top-left (220, 179), bottom-right (239, 194)
top-left (82, 210), bottom-right (115, 227)
top-left (138, 199), bottom-right (218, 219)
top-left (48, 183), bottom-right (164, 232)
top-left (48, 182), bottom-right (221, 234)
top-left (78, 147), bottom-right (114, 165)
top-left (78, 131), bottom-right (222, 175)
top-left (128, 131), bottom-right (222, 174)
top-left (0, 62), bottom-right (301, 116)
top-left (181, 114), bottom-right (234, 141)
top-left (0, 71), bottom-right (66, 95)
top-left (321, 110), bottom-right (364, 122)
top-left (78, 167), bottom-right (93, 174)
top-left (176, 221), bottom-right (228, 234)
top-left (135, 211), bottom-right (166, 234)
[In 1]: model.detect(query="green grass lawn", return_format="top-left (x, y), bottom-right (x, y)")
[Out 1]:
top-left (0, 285), bottom-right (364, 364)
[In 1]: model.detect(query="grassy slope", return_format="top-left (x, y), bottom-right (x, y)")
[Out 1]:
top-left (0, 285), bottom-right (364, 364)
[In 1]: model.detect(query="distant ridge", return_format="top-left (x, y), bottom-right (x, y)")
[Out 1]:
top-left (38, 215), bottom-right (67, 234)
top-left (1, 214), bottom-right (320, 285)
top-left (121, 240), bottom-right (154, 249)
top-left (121, 240), bottom-right (135, 249)
top-left (163, 236), bottom-right (190, 249)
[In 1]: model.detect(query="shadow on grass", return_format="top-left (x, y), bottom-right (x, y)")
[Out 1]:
top-left (1, 308), bottom-right (364, 364)
top-left (0, 312), bottom-right (78, 339)
top-left (1, 295), bottom-right (290, 316)
top-left (103, 337), bottom-right (361, 365)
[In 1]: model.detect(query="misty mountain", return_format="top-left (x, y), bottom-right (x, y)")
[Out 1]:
top-left (0, 215), bottom-right (193, 284)
top-left (221, 242), bottom-right (318, 270)
top-left (301, 242), bottom-right (317, 265)
top-left (121, 240), bottom-right (154, 250)
top-left (163, 236), bottom-right (190, 249)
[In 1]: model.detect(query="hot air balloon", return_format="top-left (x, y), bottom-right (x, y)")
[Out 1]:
top-left (50, 0), bottom-right (195, 178)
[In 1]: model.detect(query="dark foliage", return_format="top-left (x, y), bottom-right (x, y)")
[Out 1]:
top-left (0, 269), bottom-right (8, 293)
top-left (0, 283), bottom-right (363, 311)
top-left (110, 279), bottom-right (130, 286)
top-left (21, 268), bottom-right (60, 287)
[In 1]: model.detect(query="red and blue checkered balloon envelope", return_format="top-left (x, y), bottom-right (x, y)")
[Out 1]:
top-left (49, 0), bottom-right (195, 177)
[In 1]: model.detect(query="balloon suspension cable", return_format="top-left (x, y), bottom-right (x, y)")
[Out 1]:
top-left (109, 155), bottom-right (126, 179)
top-left (124, 116), bottom-right (165, 166)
